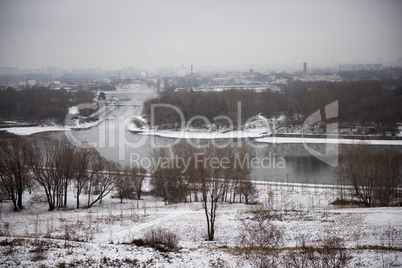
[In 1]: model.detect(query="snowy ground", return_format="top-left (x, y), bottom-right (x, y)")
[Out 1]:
top-left (0, 182), bottom-right (401, 267)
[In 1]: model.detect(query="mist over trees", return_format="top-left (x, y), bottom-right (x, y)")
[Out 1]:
top-left (143, 80), bottom-right (402, 135)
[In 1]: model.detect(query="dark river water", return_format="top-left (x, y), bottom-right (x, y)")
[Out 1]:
top-left (1, 87), bottom-right (400, 185)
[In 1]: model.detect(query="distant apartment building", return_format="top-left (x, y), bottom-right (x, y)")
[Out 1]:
top-left (47, 66), bottom-right (56, 76)
top-left (0, 67), bottom-right (19, 76)
top-left (26, 79), bottom-right (37, 86)
top-left (158, 67), bottom-right (176, 77)
top-left (298, 74), bottom-right (341, 82)
top-left (81, 84), bottom-right (97, 90)
top-left (303, 62), bottom-right (307, 76)
top-left (339, 63), bottom-right (383, 72)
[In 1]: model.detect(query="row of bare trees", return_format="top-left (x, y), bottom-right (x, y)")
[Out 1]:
top-left (150, 140), bottom-right (257, 240)
top-left (0, 136), bottom-right (145, 211)
top-left (335, 143), bottom-right (401, 207)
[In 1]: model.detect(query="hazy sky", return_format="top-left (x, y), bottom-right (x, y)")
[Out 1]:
top-left (1, 0), bottom-right (401, 70)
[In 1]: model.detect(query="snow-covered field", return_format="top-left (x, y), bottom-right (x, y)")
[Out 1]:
top-left (1, 182), bottom-right (401, 267)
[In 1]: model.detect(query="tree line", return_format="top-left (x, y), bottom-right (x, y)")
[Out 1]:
top-left (0, 87), bottom-right (95, 124)
top-left (335, 143), bottom-right (401, 207)
top-left (143, 80), bottom-right (402, 135)
top-left (0, 136), bottom-right (145, 211)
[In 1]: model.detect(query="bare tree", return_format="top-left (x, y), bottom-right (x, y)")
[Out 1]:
top-left (0, 136), bottom-right (32, 211)
top-left (171, 140), bottom-right (194, 202)
top-left (115, 165), bottom-right (136, 203)
top-left (150, 147), bottom-right (172, 204)
top-left (30, 139), bottom-right (61, 211)
top-left (239, 180), bottom-right (257, 204)
top-left (131, 164), bottom-right (146, 208)
top-left (150, 147), bottom-right (187, 204)
top-left (86, 152), bottom-right (105, 207)
top-left (373, 148), bottom-right (401, 206)
top-left (88, 159), bottom-right (118, 207)
top-left (73, 147), bottom-right (100, 208)
top-left (200, 146), bottom-right (228, 241)
top-left (173, 139), bottom-right (204, 202)
top-left (232, 144), bottom-right (252, 203)
top-left (54, 136), bottom-right (77, 207)
top-left (31, 137), bottom-right (79, 209)
top-left (113, 162), bottom-right (146, 207)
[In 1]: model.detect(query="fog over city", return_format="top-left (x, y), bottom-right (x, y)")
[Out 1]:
top-left (1, 0), bottom-right (401, 70)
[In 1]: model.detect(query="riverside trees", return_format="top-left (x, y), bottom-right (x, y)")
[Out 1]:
top-left (0, 136), bottom-right (32, 211)
top-left (335, 143), bottom-right (401, 207)
top-left (30, 137), bottom-right (109, 210)
top-left (0, 135), bottom-right (147, 211)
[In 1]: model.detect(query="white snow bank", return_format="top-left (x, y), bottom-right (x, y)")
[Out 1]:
top-left (3, 120), bottom-right (101, 136)
top-left (139, 128), bottom-right (269, 140)
top-left (2, 125), bottom-right (67, 135)
top-left (127, 122), bottom-right (144, 132)
top-left (255, 136), bottom-right (402, 145)
top-left (68, 106), bottom-right (79, 115)
top-left (66, 119), bottom-right (101, 129)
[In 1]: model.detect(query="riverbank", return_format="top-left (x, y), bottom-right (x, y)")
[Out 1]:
top-left (0, 121), bottom-right (101, 136)
top-left (0, 102), bottom-right (118, 136)
top-left (3, 120), bottom-right (402, 147)
top-left (130, 127), bottom-right (402, 145)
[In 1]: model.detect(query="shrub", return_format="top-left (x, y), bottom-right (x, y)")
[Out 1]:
top-left (237, 205), bottom-right (284, 267)
top-left (285, 235), bottom-right (352, 268)
top-left (140, 227), bottom-right (179, 251)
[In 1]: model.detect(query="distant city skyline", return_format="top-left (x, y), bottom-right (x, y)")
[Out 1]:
top-left (1, 0), bottom-right (401, 71)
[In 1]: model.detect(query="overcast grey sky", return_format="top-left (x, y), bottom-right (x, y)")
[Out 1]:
top-left (0, 0), bottom-right (401, 70)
